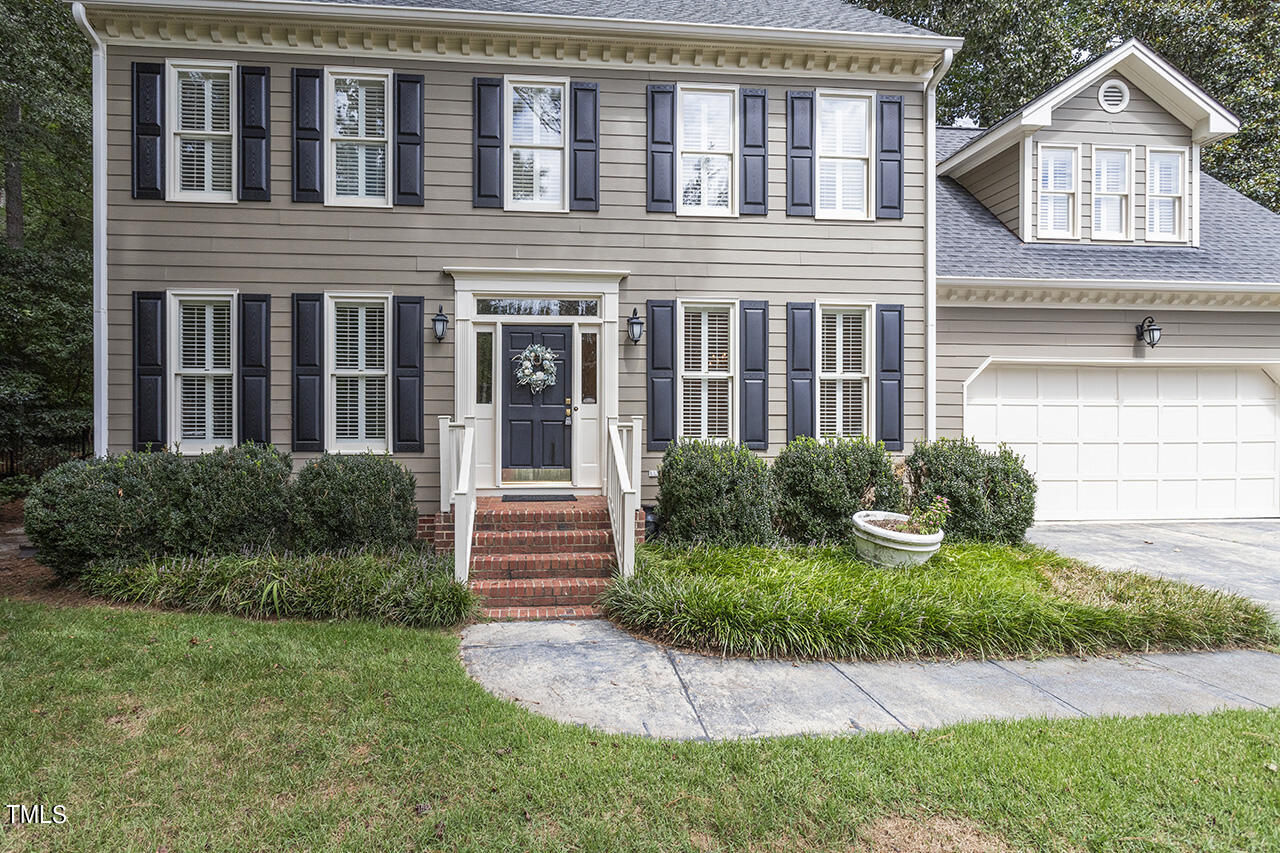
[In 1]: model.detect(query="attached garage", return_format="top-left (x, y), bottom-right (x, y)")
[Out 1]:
top-left (964, 362), bottom-right (1280, 521)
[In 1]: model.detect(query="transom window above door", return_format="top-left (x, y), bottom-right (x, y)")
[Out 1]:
top-left (815, 91), bottom-right (873, 219)
top-left (328, 296), bottom-right (390, 451)
top-left (679, 304), bottom-right (734, 440)
top-left (326, 69), bottom-right (391, 206)
top-left (171, 293), bottom-right (235, 451)
top-left (818, 307), bottom-right (870, 438)
top-left (505, 77), bottom-right (568, 211)
top-left (168, 62), bottom-right (235, 202)
top-left (676, 85), bottom-right (737, 216)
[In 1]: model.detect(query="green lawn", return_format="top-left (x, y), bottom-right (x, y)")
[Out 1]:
top-left (602, 542), bottom-right (1280, 660)
top-left (3, 599), bottom-right (1280, 851)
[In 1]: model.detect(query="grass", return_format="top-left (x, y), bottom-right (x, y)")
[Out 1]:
top-left (78, 547), bottom-right (476, 628)
top-left (601, 542), bottom-right (1280, 660)
top-left (2, 598), bottom-right (1279, 851)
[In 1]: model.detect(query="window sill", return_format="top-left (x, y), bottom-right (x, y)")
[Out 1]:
top-left (172, 441), bottom-right (235, 456)
top-left (503, 203), bottom-right (570, 214)
top-left (675, 209), bottom-right (740, 219)
top-left (324, 198), bottom-right (393, 209)
top-left (327, 442), bottom-right (391, 454)
top-left (168, 194), bottom-right (237, 204)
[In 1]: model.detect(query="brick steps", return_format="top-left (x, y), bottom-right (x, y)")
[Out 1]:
top-left (471, 577), bottom-right (610, 608)
top-left (471, 529), bottom-right (614, 555)
top-left (470, 552), bottom-right (615, 580)
top-left (481, 604), bottom-right (603, 621)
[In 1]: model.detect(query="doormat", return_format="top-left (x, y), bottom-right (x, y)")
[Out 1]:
top-left (502, 494), bottom-right (577, 502)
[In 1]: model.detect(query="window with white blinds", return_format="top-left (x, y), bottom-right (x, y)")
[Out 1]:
top-left (1092, 147), bottom-right (1131, 239)
top-left (815, 92), bottom-right (872, 219)
top-left (168, 63), bottom-right (235, 201)
top-left (505, 78), bottom-right (568, 210)
top-left (173, 296), bottom-right (235, 449)
top-left (818, 308), bottom-right (870, 438)
top-left (327, 70), bottom-right (391, 206)
top-left (677, 86), bottom-right (736, 216)
top-left (1147, 149), bottom-right (1185, 240)
top-left (1037, 145), bottom-right (1078, 238)
top-left (679, 305), bottom-right (734, 440)
top-left (329, 298), bottom-right (389, 451)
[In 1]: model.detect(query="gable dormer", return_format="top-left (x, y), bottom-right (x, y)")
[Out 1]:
top-left (938, 39), bottom-right (1239, 247)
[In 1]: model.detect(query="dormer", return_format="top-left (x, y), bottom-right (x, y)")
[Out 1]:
top-left (938, 39), bottom-right (1239, 247)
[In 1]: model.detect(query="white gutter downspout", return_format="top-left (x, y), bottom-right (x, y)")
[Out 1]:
top-left (923, 47), bottom-right (954, 442)
top-left (73, 3), bottom-right (109, 458)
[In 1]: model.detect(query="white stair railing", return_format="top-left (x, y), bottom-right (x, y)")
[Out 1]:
top-left (605, 416), bottom-right (643, 577)
top-left (439, 416), bottom-right (477, 583)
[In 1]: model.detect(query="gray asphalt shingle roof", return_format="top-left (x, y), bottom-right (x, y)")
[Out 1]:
top-left (935, 128), bottom-right (1280, 284)
top-left (312, 0), bottom-right (941, 36)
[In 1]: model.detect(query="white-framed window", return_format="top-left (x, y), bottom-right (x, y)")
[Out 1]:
top-left (504, 76), bottom-right (568, 212)
top-left (1092, 146), bottom-right (1133, 240)
top-left (167, 60), bottom-right (236, 202)
top-left (1146, 148), bottom-right (1186, 241)
top-left (170, 292), bottom-right (236, 452)
top-left (815, 90), bottom-right (874, 220)
top-left (1037, 144), bottom-right (1079, 238)
top-left (327, 295), bottom-right (390, 452)
top-left (676, 84), bottom-right (738, 217)
top-left (677, 302), bottom-right (735, 440)
top-left (325, 68), bottom-right (392, 207)
top-left (818, 306), bottom-right (872, 438)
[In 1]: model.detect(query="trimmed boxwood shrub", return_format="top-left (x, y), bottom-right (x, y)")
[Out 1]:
top-left (178, 444), bottom-right (293, 554)
top-left (904, 438), bottom-right (1037, 544)
top-left (655, 439), bottom-right (773, 546)
top-left (290, 453), bottom-right (418, 552)
top-left (772, 436), bottom-right (905, 543)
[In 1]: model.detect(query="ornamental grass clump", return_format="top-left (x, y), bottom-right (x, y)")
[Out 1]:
top-left (771, 435), bottom-right (905, 543)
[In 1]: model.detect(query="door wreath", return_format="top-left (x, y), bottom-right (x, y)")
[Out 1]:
top-left (512, 343), bottom-right (558, 393)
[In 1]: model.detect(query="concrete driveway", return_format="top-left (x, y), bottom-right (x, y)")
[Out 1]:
top-left (1027, 520), bottom-right (1280, 613)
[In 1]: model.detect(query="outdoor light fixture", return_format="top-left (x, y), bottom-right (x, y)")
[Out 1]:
top-left (432, 305), bottom-right (449, 342)
top-left (627, 308), bottom-right (645, 344)
top-left (1135, 315), bottom-right (1162, 348)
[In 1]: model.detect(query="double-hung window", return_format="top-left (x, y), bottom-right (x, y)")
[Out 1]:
top-left (328, 296), bottom-right (390, 452)
top-left (326, 69), bottom-right (391, 206)
top-left (1092, 147), bottom-right (1132, 240)
top-left (168, 61), bottom-right (235, 202)
top-left (679, 304), bottom-right (734, 440)
top-left (1147, 149), bottom-right (1186, 241)
top-left (818, 307), bottom-right (871, 437)
top-left (676, 85), bottom-right (737, 216)
top-left (815, 91), bottom-right (874, 219)
top-left (171, 293), bottom-right (235, 451)
top-left (1037, 145), bottom-right (1078, 238)
top-left (505, 77), bottom-right (568, 211)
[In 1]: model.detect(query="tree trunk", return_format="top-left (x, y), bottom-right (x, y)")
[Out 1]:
top-left (3, 99), bottom-right (22, 249)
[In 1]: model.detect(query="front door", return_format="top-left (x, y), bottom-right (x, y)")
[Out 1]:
top-left (502, 325), bottom-right (572, 481)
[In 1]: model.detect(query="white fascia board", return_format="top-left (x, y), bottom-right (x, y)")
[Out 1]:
top-left (939, 275), bottom-right (1280, 292)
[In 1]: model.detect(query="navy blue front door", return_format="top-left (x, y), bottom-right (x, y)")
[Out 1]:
top-left (502, 325), bottom-right (572, 473)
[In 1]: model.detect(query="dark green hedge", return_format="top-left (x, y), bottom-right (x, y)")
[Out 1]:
top-left (904, 438), bottom-right (1037, 544)
top-left (290, 453), bottom-right (419, 552)
top-left (655, 439), bottom-right (774, 546)
top-left (772, 436), bottom-right (905, 543)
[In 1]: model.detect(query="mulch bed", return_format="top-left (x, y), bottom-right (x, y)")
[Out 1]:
top-left (0, 500), bottom-right (98, 607)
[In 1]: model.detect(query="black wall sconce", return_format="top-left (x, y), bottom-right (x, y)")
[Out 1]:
top-left (432, 305), bottom-right (449, 342)
top-left (627, 308), bottom-right (645, 344)
top-left (1135, 316), bottom-right (1162, 348)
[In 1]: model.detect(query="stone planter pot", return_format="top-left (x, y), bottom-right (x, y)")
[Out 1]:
top-left (852, 511), bottom-right (944, 568)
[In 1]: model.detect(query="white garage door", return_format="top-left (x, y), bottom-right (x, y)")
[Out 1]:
top-left (966, 364), bottom-right (1280, 521)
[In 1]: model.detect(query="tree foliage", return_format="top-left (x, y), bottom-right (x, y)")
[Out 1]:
top-left (860, 0), bottom-right (1280, 211)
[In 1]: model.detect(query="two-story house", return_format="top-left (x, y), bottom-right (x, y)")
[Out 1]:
top-left (71, 0), bottom-right (1279, 612)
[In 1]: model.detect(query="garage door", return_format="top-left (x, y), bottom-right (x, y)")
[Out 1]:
top-left (965, 364), bottom-right (1280, 520)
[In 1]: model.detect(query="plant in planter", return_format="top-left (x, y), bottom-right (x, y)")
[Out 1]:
top-left (852, 495), bottom-right (951, 568)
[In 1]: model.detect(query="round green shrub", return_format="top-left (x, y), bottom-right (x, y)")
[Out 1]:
top-left (655, 439), bottom-right (773, 546)
top-left (772, 436), bottom-right (905, 543)
top-left (290, 453), bottom-right (418, 552)
top-left (904, 438), bottom-right (1037, 544)
top-left (180, 443), bottom-right (293, 554)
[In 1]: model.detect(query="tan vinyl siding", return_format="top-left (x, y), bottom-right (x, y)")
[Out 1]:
top-left (105, 47), bottom-right (929, 512)
top-left (954, 143), bottom-right (1020, 237)
top-left (936, 306), bottom-right (1280, 438)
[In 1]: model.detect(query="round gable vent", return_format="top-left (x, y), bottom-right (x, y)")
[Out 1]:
top-left (1098, 79), bottom-right (1130, 113)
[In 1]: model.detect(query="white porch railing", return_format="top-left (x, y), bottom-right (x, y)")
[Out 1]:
top-left (605, 416), bottom-right (643, 577)
top-left (438, 416), bottom-right (477, 583)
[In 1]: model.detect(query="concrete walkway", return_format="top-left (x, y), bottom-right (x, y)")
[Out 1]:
top-left (460, 620), bottom-right (1280, 740)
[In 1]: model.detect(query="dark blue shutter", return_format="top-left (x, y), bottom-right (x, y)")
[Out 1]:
top-left (133, 292), bottom-right (166, 449)
top-left (786, 91), bottom-right (814, 216)
top-left (394, 73), bottom-right (425, 206)
top-left (876, 95), bottom-right (905, 219)
top-left (392, 296), bottom-right (424, 453)
top-left (292, 68), bottom-right (323, 203)
top-left (739, 301), bottom-right (769, 450)
top-left (740, 88), bottom-right (768, 215)
top-left (238, 66), bottom-right (271, 201)
top-left (132, 63), bottom-right (164, 200)
top-left (875, 304), bottom-right (905, 451)
top-left (646, 300), bottom-right (676, 450)
top-left (569, 81), bottom-right (600, 211)
top-left (239, 294), bottom-right (271, 445)
top-left (473, 77), bottom-right (503, 207)
top-left (292, 294), bottom-right (324, 451)
top-left (646, 84), bottom-right (675, 212)
top-left (786, 302), bottom-right (815, 441)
